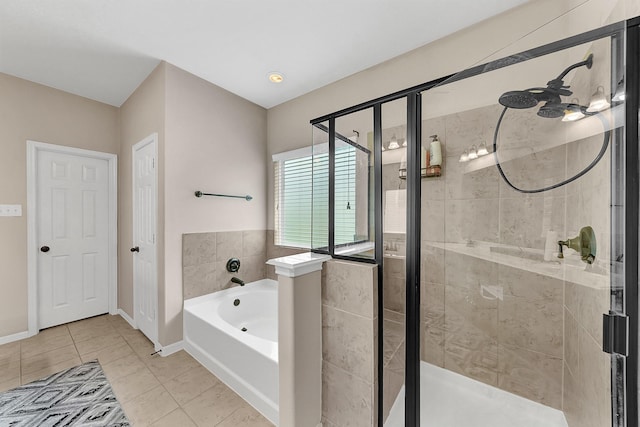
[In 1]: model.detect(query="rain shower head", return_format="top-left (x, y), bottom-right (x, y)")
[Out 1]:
top-left (497, 54), bottom-right (594, 118)
top-left (498, 90), bottom-right (540, 109)
top-left (498, 88), bottom-right (564, 109)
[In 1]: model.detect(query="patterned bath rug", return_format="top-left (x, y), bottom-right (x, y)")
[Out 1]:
top-left (0, 360), bottom-right (129, 426)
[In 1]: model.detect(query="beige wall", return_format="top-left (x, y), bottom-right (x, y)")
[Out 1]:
top-left (266, 0), bottom-right (637, 230)
top-left (118, 62), bottom-right (167, 326)
top-left (0, 72), bottom-right (118, 337)
top-left (118, 62), bottom-right (267, 346)
top-left (162, 64), bottom-right (267, 344)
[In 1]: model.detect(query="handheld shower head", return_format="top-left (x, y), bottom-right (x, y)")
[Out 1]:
top-left (537, 101), bottom-right (565, 118)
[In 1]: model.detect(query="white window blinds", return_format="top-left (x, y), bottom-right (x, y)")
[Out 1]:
top-left (274, 145), bottom-right (356, 248)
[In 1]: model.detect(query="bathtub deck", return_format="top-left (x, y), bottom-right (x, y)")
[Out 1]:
top-left (385, 361), bottom-right (568, 427)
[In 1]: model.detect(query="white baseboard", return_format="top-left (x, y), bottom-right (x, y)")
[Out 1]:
top-left (159, 340), bottom-right (184, 357)
top-left (0, 330), bottom-right (30, 346)
top-left (116, 309), bottom-right (137, 329)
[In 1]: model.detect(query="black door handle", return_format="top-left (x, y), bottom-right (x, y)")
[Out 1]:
top-left (40, 246), bottom-right (50, 253)
top-left (130, 246), bottom-right (140, 253)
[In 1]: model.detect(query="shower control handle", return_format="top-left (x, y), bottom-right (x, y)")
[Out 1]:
top-left (557, 241), bottom-right (565, 259)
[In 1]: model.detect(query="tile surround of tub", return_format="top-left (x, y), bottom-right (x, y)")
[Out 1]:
top-left (182, 230), bottom-right (267, 300)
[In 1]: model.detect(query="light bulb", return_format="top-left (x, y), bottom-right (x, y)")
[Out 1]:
top-left (612, 78), bottom-right (625, 102)
top-left (586, 86), bottom-right (610, 112)
top-left (459, 150), bottom-right (469, 162)
top-left (468, 145), bottom-right (478, 160)
top-left (402, 138), bottom-right (407, 147)
top-left (562, 108), bottom-right (585, 122)
top-left (477, 142), bottom-right (489, 156)
top-left (268, 72), bottom-right (284, 83)
top-left (613, 89), bottom-right (626, 102)
top-left (562, 101), bottom-right (585, 122)
top-left (388, 134), bottom-right (399, 150)
top-left (613, 92), bottom-right (626, 102)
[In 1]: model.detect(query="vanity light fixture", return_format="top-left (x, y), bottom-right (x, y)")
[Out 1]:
top-left (268, 72), bottom-right (284, 83)
top-left (586, 86), bottom-right (610, 112)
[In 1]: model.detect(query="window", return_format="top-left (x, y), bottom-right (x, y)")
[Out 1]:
top-left (273, 144), bottom-right (357, 248)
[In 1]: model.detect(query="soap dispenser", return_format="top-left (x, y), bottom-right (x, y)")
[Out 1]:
top-left (425, 135), bottom-right (442, 177)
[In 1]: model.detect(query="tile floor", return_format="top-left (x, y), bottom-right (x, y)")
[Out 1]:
top-left (0, 314), bottom-right (273, 427)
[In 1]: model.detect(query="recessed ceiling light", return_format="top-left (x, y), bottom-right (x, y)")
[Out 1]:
top-left (268, 72), bottom-right (284, 83)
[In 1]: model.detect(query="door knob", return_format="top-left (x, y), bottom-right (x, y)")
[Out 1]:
top-left (130, 246), bottom-right (140, 253)
top-left (40, 246), bottom-right (50, 253)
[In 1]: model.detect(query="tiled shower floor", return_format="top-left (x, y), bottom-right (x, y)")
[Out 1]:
top-left (385, 361), bottom-right (568, 427)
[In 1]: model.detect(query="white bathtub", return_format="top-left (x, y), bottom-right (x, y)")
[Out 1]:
top-left (183, 279), bottom-right (278, 425)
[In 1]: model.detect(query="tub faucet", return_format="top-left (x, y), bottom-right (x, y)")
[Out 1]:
top-left (231, 277), bottom-right (245, 286)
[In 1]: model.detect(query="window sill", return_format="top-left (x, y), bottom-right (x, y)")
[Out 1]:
top-left (334, 241), bottom-right (375, 256)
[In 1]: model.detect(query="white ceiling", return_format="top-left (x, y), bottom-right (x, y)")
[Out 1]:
top-left (0, 0), bottom-right (528, 109)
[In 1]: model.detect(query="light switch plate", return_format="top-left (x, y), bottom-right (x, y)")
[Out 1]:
top-left (0, 205), bottom-right (22, 217)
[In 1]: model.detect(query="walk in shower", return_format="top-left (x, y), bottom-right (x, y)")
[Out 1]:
top-left (311, 14), bottom-right (639, 427)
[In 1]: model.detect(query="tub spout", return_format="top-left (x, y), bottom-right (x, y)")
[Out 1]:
top-left (231, 277), bottom-right (245, 286)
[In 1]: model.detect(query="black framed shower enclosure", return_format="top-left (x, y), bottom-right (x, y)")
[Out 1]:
top-left (311, 16), bottom-right (640, 427)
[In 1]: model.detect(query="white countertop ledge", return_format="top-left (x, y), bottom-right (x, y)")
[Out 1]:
top-left (266, 253), bottom-right (332, 278)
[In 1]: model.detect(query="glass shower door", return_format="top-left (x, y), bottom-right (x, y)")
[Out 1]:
top-left (417, 27), bottom-right (628, 427)
top-left (380, 97), bottom-right (409, 425)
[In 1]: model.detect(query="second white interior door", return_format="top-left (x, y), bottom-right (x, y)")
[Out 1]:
top-left (133, 135), bottom-right (158, 344)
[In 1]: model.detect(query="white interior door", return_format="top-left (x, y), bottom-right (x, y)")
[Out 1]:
top-left (37, 150), bottom-right (109, 329)
top-left (133, 136), bottom-right (158, 344)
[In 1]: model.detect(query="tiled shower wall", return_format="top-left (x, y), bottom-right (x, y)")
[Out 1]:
top-left (561, 39), bottom-right (612, 427)
top-left (182, 230), bottom-right (267, 299)
top-left (417, 106), bottom-right (566, 406)
top-left (383, 96), bottom-right (611, 421)
top-left (321, 259), bottom-right (378, 427)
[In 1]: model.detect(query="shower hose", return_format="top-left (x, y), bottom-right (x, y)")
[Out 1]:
top-left (493, 106), bottom-right (611, 194)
